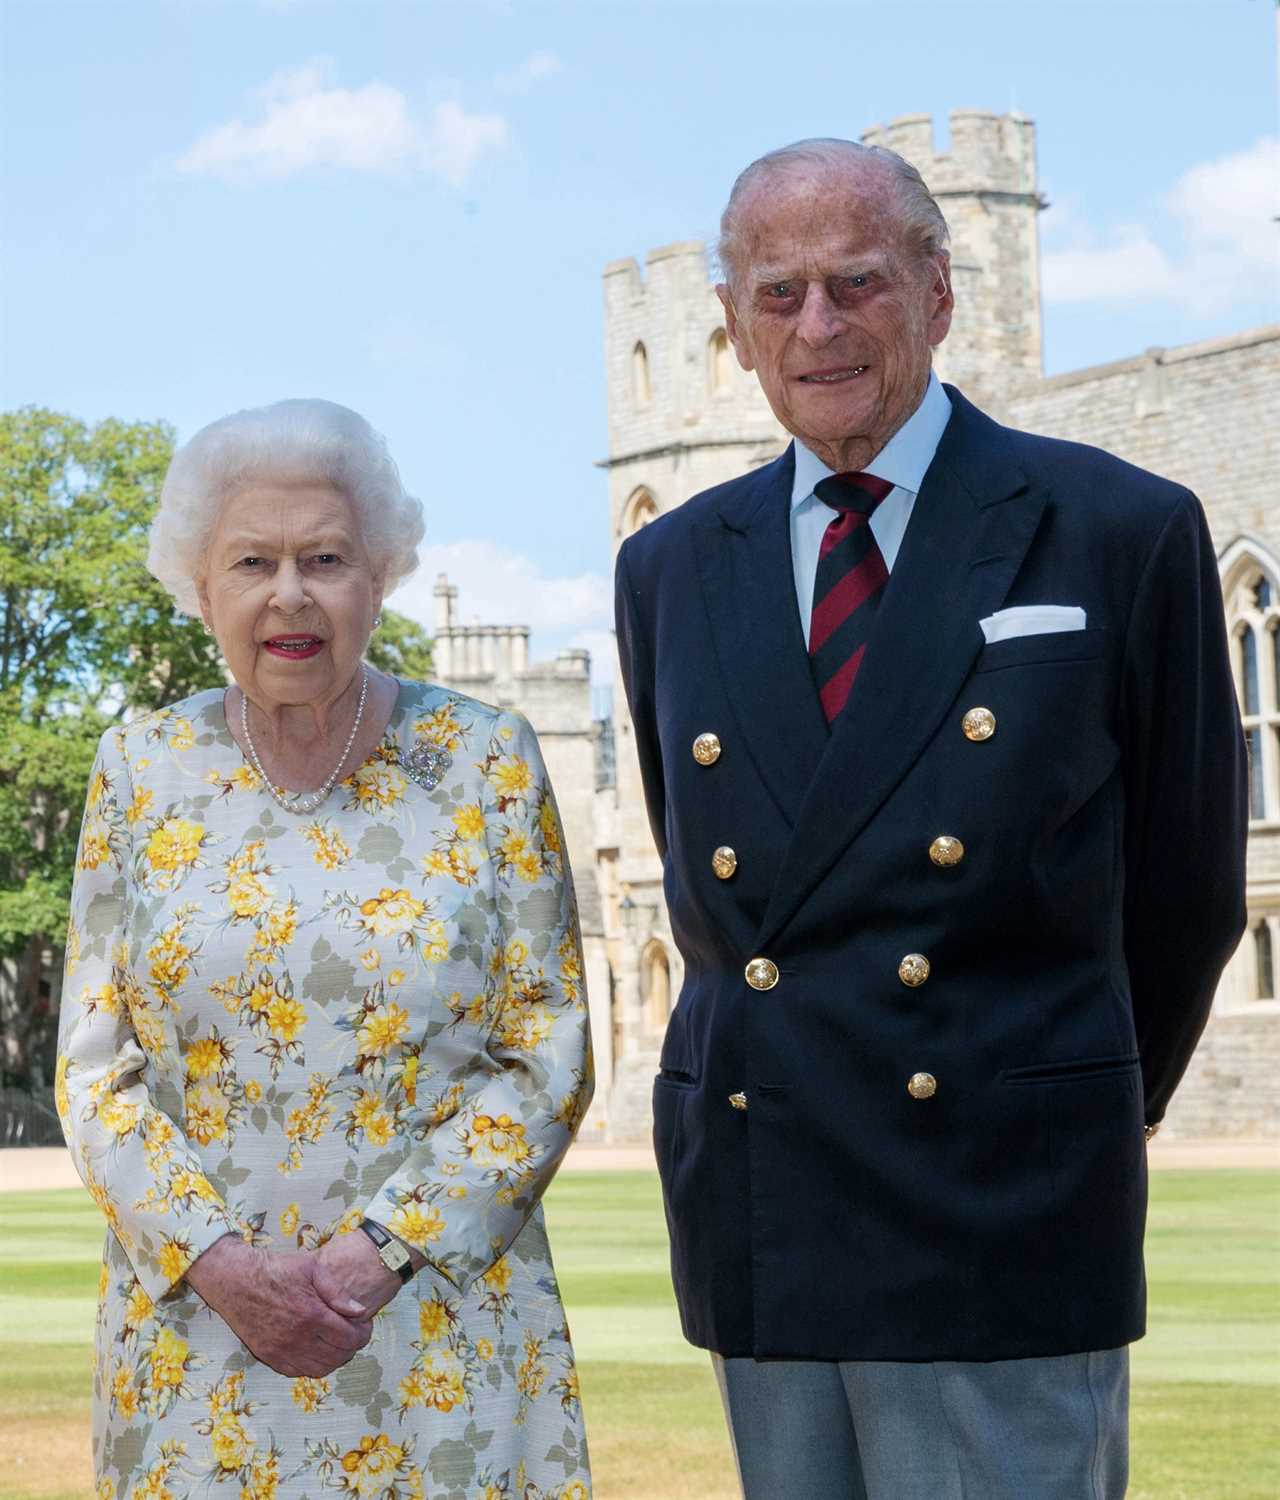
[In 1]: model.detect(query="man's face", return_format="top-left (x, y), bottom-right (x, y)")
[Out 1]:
top-left (717, 166), bottom-right (953, 470)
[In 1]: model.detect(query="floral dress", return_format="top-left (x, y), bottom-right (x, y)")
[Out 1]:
top-left (56, 680), bottom-right (594, 1500)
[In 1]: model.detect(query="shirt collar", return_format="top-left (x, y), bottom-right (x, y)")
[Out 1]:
top-left (790, 372), bottom-right (952, 509)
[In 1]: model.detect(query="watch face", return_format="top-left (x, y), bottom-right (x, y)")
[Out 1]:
top-left (381, 1241), bottom-right (411, 1271)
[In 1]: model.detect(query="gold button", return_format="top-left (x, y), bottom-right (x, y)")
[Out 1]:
top-left (898, 953), bottom-right (931, 987)
top-left (962, 707), bottom-right (996, 742)
top-left (729, 1092), bottom-right (748, 1111)
top-left (745, 957), bottom-right (779, 991)
top-left (929, 835), bottom-right (965, 867)
top-left (692, 732), bottom-right (722, 765)
top-left (907, 1071), bottom-right (938, 1100)
top-left (712, 846), bottom-right (738, 879)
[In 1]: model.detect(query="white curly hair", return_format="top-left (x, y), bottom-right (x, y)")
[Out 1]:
top-left (147, 398), bottom-right (425, 616)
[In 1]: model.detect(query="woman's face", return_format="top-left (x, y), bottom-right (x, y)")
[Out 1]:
top-left (196, 480), bottom-right (384, 716)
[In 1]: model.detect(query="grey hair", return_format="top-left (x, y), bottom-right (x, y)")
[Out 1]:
top-left (717, 137), bottom-right (950, 292)
top-left (147, 398), bottom-right (425, 616)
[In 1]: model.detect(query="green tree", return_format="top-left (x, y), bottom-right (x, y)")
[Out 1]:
top-left (0, 408), bottom-right (224, 1087)
top-left (366, 608), bottom-right (434, 683)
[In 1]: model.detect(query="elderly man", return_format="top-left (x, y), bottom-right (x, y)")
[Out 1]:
top-left (613, 139), bottom-right (1247, 1498)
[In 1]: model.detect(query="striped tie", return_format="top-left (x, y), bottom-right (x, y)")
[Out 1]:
top-left (809, 472), bottom-right (894, 723)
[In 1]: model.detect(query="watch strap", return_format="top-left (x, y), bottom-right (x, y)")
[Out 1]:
top-left (357, 1218), bottom-right (413, 1282)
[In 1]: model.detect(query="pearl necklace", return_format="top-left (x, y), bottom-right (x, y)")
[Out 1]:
top-left (240, 666), bottom-right (369, 815)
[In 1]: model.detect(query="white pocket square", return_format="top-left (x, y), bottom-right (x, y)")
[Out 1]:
top-left (979, 605), bottom-right (1087, 644)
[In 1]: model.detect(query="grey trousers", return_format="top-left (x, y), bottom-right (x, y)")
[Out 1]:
top-left (713, 1348), bottom-right (1129, 1499)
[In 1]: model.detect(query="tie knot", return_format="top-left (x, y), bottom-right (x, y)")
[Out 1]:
top-left (814, 471), bottom-right (894, 516)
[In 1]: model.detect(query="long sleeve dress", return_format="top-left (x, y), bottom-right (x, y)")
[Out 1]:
top-left (55, 679), bottom-right (594, 1500)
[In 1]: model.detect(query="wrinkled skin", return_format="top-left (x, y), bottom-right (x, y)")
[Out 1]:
top-left (313, 1225), bottom-right (427, 1320)
top-left (186, 1235), bottom-right (374, 1378)
top-left (717, 162), bottom-right (953, 474)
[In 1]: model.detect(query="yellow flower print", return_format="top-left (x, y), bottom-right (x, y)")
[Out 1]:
top-left (482, 1257), bottom-right (512, 1297)
top-left (357, 888), bottom-right (425, 938)
top-left (184, 1036), bottom-right (224, 1080)
top-left (148, 1327), bottom-right (190, 1395)
top-left (417, 1296), bottom-right (452, 1344)
top-left (87, 769), bottom-right (110, 806)
top-left (125, 786), bottom-right (154, 825)
top-left (302, 819), bottom-right (352, 871)
top-left (499, 1003), bottom-right (554, 1052)
top-left (291, 1375), bottom-right (331, 1413)
top-left (422, 920), bottom-right (449, 962)
top-left (538, 797), bottom-right (563, 853)
top-left (266, 993), bottom-right (307, 1043)
top-left (415, 703), bottom-right (467, 752)
top-left (78, 815), bottom-right (113, 870)
top-left (452, 803), bottom-right (486, 840)
top-left (245, 1448), bottom-right (281, 1500)
top-left (97, 1478), bottom-right (116, 1500)
top-left (559, 1483), bottom-right (589, 1500)
top-left (399, 1351), bottom-right (467, 1413)
top-left (111, 1359), bottom-right (139, 1419)
top-left (339, 1434), bottom-right (410, 1497)
top-left (500, 830), bottom-right (529, 865)
top-left (475, 1338), bottom-right (493, 1361)
top-left (168, 719), bottom-right (195, 751)
top-left (400, 1053), bottom-right (420, 1106)
top-left (244, 1078), bottom-right (262, 1104)
top-left (386, 968), bottom-right (407, 987)
top-left (143, 817), bottom-right (207, 890)
top-left (97, 1092), bottom-right (142, 1137)
top-left (185, 1081), bottom-right (230, 1145)
top-left (359, 948), bottom-right (381, 971)
top-left (346, 762), bottom-right (407, 814)
top-left (505, 939), bottom-right (529, 967)
top-left (488, 754), bottom-right (532, 800)
top-left (280, 1203), bottom-right (300, 1237)
top-left (514, 850), bottom-right (542, 884)
top-left (446, 1185), bottom-right (467, 1199)
top-left (464, 1113), bottom-right (534, 1172)
top-left (210, 1410), bottom-right (251, 1471)
top-left (65, 918), bottom-right (81, 975)
top-left (97, 1260), bottom-right (111, 1302)
top-left (231, 764), bottom-right (263, 792)
top-left (357, 1002), bottom-right (410, 1059)
top-left (156, 1235), bottom-right (194, 1284)
top-left (388, 1203), bottom-right (445, 1249)
top-left (228, 869), bottom-right (272, 918)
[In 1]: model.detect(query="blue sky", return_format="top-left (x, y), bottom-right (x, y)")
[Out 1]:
top-left (3, 0), bottom-right (1276, 680)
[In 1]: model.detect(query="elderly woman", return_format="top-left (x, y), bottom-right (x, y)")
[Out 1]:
top-left (56, 399), bottom-right (594, 1500)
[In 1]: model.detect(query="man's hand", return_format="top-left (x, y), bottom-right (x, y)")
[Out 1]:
top-left (186, 1234), bottom-right (373, 1377)
top-left (313, 1226), bottom-right (417, 1320)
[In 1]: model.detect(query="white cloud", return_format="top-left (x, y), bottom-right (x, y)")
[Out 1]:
top-left (493, 50), bottom-right (562, 94)
top-left (175, 59), bottom-right (507, 186)
top-left (388, 539), bottom-right (613, 681)
top-left (1041, 137), bottom-right (1278, 316)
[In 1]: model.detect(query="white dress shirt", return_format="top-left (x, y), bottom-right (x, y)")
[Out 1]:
top-left (790, 373), bottom-right (952, 637)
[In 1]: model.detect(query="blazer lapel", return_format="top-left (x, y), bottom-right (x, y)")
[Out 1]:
top-left (756, 390), bottom-right (1047, 948)
top-left (692, 446), bottom-right (829, 828)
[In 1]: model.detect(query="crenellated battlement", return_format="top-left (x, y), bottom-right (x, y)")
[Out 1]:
top-left (861, 109), bottom-right (1039, 201)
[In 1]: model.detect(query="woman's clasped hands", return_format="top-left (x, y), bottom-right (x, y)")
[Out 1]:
top-left (185, 1229), bottom-right (409, 1378)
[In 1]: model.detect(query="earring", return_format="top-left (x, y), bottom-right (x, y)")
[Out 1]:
top-left (372, 615), bottom-right (382, 629)
top-left (202, 623), bottom-right (214, 637)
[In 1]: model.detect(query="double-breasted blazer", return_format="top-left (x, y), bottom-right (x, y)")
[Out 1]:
top-left (614, 386), bottom-right (1247, 1363)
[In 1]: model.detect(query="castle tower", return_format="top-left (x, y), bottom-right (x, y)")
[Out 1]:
top-left (862, 110), bottom-right (1044, 411)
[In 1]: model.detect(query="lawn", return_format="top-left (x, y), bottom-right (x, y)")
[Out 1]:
top-left (1, 1171), bottom-right (1276, 1500)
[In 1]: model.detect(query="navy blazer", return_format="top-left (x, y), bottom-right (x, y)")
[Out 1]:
top-left (614, 386), bottom-right (1248, 1362)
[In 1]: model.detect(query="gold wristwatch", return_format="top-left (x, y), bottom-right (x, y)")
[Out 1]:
top-left (357, 1218), bottom-right (414, 1282)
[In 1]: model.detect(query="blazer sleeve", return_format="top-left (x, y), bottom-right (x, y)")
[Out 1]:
top-left (363, 710), bottom-right (594, 1293)
top-left (614, 539), bottom-right (668, 861)
top-left (56, 725), bottom-right (240, 1303)
top-left (1119, 490), bottom-right (1248, 1125)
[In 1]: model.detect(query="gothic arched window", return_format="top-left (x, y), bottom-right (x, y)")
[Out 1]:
top-left (632, 342), bottom-right (651, 406)
top-left (642, 939), bottom-right (671, 1027)
top-left (1226, 558), bottom-right (1280, 822)
top-left (620, 486), bottom-right (659, 538)
top-left (709, 328), bottom-right (732, 394)
top-left (1254, 921), bottom-right (1275, 1001)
